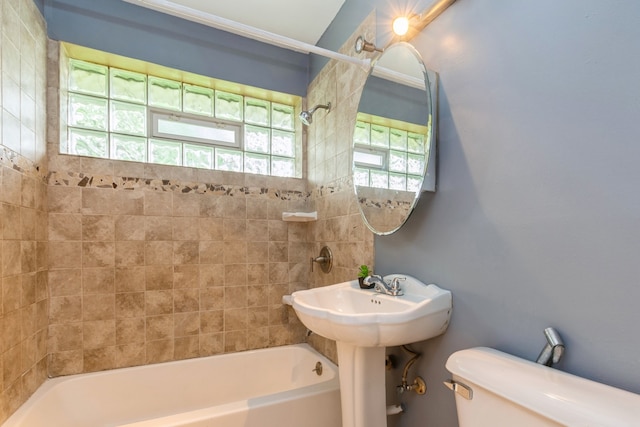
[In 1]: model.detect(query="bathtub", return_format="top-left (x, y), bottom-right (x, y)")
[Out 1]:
top-left (3, 344), bottom-right (341, 427)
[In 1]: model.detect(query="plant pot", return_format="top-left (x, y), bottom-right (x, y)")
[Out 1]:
top-left (358, 277), bottom-right (374, 289)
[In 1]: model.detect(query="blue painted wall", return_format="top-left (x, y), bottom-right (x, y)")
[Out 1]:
top-left (363, 1), bottom-right (640, 425)
top-left (359, 76), bottom-right (429, 125)
top-left (42, 0), bottom-right (309, 96)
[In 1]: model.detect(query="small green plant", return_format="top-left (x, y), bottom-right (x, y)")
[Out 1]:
top-left (358, 265), bottom-right (371, 278)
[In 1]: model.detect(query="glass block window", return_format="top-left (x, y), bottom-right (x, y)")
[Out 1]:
top-left (353, 118), bottom-right (428, 192)
top-left (65, 58), bottom-right (298, 177)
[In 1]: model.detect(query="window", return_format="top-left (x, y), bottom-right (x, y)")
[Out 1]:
top-left (353, 118), bottom-right (429, 192)
top-left (64, 57), bottom-right (299, 177)
top-left (151, 110), bottom-right (242, 147)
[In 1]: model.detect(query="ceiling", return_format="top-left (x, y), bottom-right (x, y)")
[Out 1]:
top-left (126, 0), bottom-right (346, 46)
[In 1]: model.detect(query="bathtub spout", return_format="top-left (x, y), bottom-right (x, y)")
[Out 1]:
top-left (536, 327), bottom-right (565, 367)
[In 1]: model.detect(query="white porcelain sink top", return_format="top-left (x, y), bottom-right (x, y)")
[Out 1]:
top-left (291, 274), bottom-right (452, 347)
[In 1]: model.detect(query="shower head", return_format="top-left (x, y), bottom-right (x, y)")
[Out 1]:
top-left (299, 102), bottom-right (331, 126)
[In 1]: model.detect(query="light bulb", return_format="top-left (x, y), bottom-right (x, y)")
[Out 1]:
top-left (392, 16), bottom-right (410, 36)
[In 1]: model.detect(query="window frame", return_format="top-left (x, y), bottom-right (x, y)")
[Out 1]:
top-left (149, 108), bottom-right (244, 149)
top-left (353, 144), bottom-right (388, 170)
top-left (61, 48), bottom-right (301, 178)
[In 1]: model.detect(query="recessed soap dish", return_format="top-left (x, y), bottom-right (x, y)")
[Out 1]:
top-left (282, 211), bottom-right (317, 222)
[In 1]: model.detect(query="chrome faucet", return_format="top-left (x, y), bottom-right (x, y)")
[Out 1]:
top-left (362, 275), bottom-right (405, 296)
top-left (536, 327), bottom-right (565, 367)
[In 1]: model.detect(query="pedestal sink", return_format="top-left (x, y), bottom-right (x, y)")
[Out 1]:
top-left (290, 274), bottom-right (452, 427)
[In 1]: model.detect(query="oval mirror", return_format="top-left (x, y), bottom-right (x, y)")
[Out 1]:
top-left (352, 42), bottom-right (436, 235)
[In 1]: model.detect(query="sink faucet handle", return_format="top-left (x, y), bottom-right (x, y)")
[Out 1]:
top-left (363, 274), bottom-right (383, 284)
top-left (390, 276), bottom-right (406, 290)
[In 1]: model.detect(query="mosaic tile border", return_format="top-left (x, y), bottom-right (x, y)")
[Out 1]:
top-left (1, 146), bottom-right (47, 181)
top-left (311, 175), bottom-right (353, 198)
top-left (47, 170), bottom-right (311, 202)
top-left (358, 197), bottom-right (414, 209)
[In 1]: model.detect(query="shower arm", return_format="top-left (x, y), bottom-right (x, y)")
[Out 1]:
top-left (300, 102), bottom-right (331, 126)
top-left (308, 103), bottom-right (330, 115)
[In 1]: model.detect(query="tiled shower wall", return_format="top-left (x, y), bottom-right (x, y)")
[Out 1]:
top-left (0, 0), bottom-right (49, 421)
top-left (46, 42), bottom-right (312, 376)
top-left (305, 14), bottom-right (377, 362)
top-left (44, 169), bottom-right (311, 375)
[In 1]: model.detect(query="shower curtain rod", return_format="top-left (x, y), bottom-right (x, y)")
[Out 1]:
top-left (124, 0), bottom-right (370, 68)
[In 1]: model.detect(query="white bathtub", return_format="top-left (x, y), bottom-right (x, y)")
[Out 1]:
top-left (3, 344), bottom-right (341, 427)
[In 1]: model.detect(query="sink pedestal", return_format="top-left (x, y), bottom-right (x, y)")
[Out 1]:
top-left (337, 342), bottom-right (387, 427)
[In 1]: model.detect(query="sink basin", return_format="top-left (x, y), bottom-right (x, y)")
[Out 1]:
top-left (291, 274), bottom-right (452, 347)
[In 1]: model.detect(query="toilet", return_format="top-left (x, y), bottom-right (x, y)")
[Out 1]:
top-left (445, 347), bottom-right (640, 427)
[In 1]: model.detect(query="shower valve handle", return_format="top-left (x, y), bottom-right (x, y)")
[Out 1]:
top-left (309, 246), bottom-right (333, 273)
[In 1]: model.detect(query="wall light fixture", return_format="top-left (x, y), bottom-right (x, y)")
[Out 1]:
top-left (390, 0), bottom-right (457, 41)
top-left (392, 16), bottom-right (411, 36)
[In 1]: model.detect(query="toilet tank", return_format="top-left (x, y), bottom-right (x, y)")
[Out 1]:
top-left (445, 347), bottom-right (640, 427)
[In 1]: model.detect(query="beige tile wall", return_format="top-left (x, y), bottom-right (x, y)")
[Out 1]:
top-left (0, 0), bottom-right (49, 422)
top-left (44, 166), bottom-right (312, 375)
top-left (304, 13), bottom-right (377, 362)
